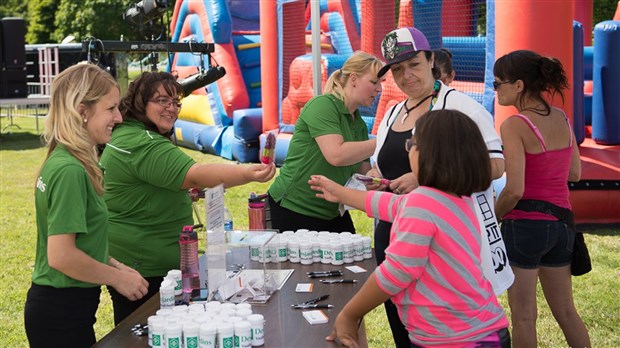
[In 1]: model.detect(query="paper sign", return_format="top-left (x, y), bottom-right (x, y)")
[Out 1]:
top-left (295, 283), bottom-right (314, 292)
top-left (303, 310), bottom-right (329, 325)
top-left (205, 184), bottom-right (225, 244)
top-left (346, 265), bottom-right (367, 273)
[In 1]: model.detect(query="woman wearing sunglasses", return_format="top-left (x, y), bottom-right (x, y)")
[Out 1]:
top-left (493, 50), bottom-right (589, 348)
top-left (99, 71), bottom-right (276, 325)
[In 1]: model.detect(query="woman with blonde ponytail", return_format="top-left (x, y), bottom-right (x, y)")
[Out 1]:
top-left (25, 63), bottom-right (148, 348)
top-left (265, 51), bottom-right (384, 232)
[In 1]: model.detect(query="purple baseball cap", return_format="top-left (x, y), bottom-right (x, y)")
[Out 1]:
top-left (378, 27), bottom-right (432, 78)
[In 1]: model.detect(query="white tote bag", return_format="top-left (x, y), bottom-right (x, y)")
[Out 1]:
top-left (472, 187), bottom-right (514, 295)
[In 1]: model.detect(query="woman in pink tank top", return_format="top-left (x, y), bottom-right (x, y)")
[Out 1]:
top-left (493, 50), bottom-right (590, 348)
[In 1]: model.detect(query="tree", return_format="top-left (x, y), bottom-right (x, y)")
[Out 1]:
top-left (0, 0), bottom-right (27, 20)
top-left (26, 0), bottom-right (58, 44)
top-left (52, 0), bottom-right (136, 43)
top-left (594, 0), bottom-right (618, 24)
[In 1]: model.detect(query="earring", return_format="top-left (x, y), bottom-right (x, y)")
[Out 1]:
top-left (353, 84), bottom-right (357, 88)
top-left (83, 118), bottom-right (88, 124)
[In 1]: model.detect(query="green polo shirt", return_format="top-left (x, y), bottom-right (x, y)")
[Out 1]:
top-left (268, 94), bottom-right (369, 220)
top-left (33, 145), bottom-right (108, 288)
top-left (100, 120), bottom-right (195, 277)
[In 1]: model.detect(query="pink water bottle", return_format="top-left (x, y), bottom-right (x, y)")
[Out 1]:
top-left (179, 225), bottom-right (200, 294)
top-left (248, 193), bottom-right (267, 230)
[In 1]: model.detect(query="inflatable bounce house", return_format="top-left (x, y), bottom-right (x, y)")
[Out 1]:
top-left (167, 0), bottom-right (619, 225)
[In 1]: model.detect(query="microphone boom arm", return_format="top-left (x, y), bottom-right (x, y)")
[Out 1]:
top-left (179, 66), bottom-right (226, 96)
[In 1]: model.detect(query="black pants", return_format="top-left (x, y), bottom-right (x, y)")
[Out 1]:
top-left (265, 194), bottom-right (356, 233)
top-left (24, 283), bottom-right (101, 348)
top-left (409, 328), bottom-right (510, 348)
top-left (375, 220), bottom-right (411, 348)
top-left (108, 276), bottom-right (161, 325)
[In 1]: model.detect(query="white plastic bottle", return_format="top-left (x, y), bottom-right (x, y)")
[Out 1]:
top-left (234, 320), bottom-right (253, 348)
top-left (183, 322), bottom-right (200, 348)
top-left (147, 315), bottom-right (165, 347)
top-left (150, 317), bottom-right (166, 348)
top-left (199, 323), bottom-right (217, 348)
top-left (287, 239), bottom-right (300, 263)
top-left (246, 314), bottom-right (265, 346)
top-left (165, 323), bottom-right (183, 348)
top-left (342, 239), bottom-right (354, 264)
top-left (276, 236), bottom-right (288, 262)
top-left (353, 238), bottom-right (364, 261)
top-left (320, 238), bottom-right (332, 264)
top-left (159, 277), bottom-right (175, 310)
top-left (362, 236), bottom-right (373, 259)
top-left (217, 322), bottom-right (235, 348)
top-left (300, 239), bottom-right (314, 265)
top-left (331, 240), bottom-right (344, 265)
top-left (312, 238), bottom-right (321, 263)
top-left (167, 269), bottom-right (183, 296)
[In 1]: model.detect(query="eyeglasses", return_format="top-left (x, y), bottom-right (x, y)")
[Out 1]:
top-left (405, 138), bottom-right (417, 152)
top-left (150, 97), bottom-right (182, 109)
top-left (492, 80), bottom-right (511, 91)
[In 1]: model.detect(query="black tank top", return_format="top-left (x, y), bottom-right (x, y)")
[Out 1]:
top-left (377, 126), bottom-right (412, 184)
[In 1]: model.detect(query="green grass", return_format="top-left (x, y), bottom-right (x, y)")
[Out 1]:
top-left (1, 118), bottom-right (619, 347)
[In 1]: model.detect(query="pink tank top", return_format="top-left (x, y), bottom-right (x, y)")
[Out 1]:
top-left (504, 113), bottom-right (573, 221)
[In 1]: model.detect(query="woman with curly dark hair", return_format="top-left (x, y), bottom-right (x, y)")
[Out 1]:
top-left (100, 71), bottom-right (275, 324)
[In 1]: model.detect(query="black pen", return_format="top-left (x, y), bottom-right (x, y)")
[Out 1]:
top-left (302, 294), bottom-right (329, 305)
top-left (319, 279), bottom-right (358, 284)
top-left (308, 272), bottom-right (342, 278)
top-left (306, 270), bottom-right (342, 275)
top-left (291, 304), bottom-right (334, 309)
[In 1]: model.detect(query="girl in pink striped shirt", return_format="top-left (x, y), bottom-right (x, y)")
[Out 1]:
top-left (310, 109), bottom-right (509, 347)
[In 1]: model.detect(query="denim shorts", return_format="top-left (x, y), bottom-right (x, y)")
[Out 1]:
top-left (501, 219), bottom-right (575, 269)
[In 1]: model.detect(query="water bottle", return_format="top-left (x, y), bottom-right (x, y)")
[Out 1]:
top-left (159, 277), bottom-right (175, 310)
top-left (224, 206), bottom-right (234, 231)
top-left (179, 225), bottom-right (200, 294)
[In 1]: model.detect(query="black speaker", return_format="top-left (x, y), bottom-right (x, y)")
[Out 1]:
top-left (0, 21), bottom-right (4, 68)
top-left (1, 68), bottom-right (28, 98)
top-left (1, 17), bottom-right (26, 69)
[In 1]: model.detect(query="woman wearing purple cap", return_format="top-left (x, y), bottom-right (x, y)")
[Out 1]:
top-left (363, 27), bottom-right (507, 347)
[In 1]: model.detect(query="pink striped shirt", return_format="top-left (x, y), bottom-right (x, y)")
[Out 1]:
top-left (367, 186), bottom-right (508, 347)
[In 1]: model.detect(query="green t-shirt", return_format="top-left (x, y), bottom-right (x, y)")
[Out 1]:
top-left (100, 120), bottom-right (196, 277)
top-left (268, 94), bottom-right (369, 220)
top-left (33, 145), bottom-right (108, 288)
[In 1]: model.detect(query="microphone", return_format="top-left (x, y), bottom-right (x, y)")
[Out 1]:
top-left (179, 66), bottom-right (226, 96)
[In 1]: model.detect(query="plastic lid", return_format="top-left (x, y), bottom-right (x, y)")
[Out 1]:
top-left (234, 320), bottom-right (252, 331)
top-left (199, 323), bottom-right (217, 335)
top-left (165, 323), bottom-right (183, 335)
top-left (246, 314), bottom-right (264, 325)
top-left (235, 303), bottom-right (252, 311)
top-left (161, 277), bottom-right (174, 289)
top-left (217, 322), bottom-right (234, 334)
top-left (183, 322), bottom-right (200, 334)
top-left (167, 269), bottom-right (181, 276)
top-left (249, 202), bottom-right (265, 208)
